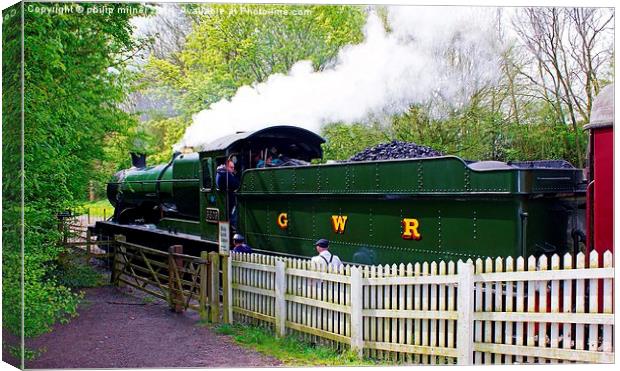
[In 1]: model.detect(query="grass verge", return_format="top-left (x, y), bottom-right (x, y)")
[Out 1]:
top-left (213, 323), bottom-right (389, 366)
top-left (78, 199), bottom-right (114, 218)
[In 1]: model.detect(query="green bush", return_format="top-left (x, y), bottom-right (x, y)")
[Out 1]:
top-left (51, 258), bottom-right (104, 289)
top-left (2, 3), bottom-right (144, 338)
top-left (2, 208), bottom-right (83, 337)
top-left (321, 122), bottom-right (387, 161)
top-left (22, 279), bottom-right (81, 337)
top-left (9, 345), bottom-right (46, 361)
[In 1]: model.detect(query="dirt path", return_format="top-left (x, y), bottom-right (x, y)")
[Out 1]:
top-left (4, 286), bottom-right (281, 369)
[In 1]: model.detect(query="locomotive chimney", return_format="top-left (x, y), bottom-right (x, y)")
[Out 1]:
top-left (130, 152), bottom-right (147, 168)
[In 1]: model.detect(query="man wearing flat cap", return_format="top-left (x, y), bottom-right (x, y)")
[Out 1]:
top-left (311, 238), bottom-right (343, 269)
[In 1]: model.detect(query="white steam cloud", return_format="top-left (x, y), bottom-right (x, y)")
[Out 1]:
top-left (176, 7), bottom-right (503, 151)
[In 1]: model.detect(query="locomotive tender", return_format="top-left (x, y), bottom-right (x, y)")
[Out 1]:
top-left (96, 125), bottom-right (586, 265)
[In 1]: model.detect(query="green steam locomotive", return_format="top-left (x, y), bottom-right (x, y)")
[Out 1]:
top-left (95, 125), bottom-right (585, 264)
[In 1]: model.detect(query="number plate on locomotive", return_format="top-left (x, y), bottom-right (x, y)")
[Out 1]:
top-left (205, 208), bottom-right (219, 223)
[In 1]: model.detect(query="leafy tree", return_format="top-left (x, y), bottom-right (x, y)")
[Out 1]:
top-left (3, 2), bottom-right (145, 338)
top-left (2, 3), bottom-right (25, 351)
top-left (511, 8), bottom-right (613, 167)
top-left (139, 4), bottom-right (366, 161)
top-left (325, 97), bottom-right (587, 167)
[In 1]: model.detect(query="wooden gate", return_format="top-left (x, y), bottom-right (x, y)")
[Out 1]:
top-left (111, 235), bottom-right (220, 322)
top-left (59, 210), bottom-right (115, 262)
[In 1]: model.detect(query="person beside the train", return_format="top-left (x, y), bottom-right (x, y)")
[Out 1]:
top-left (232, 234), bottom-right (253, 254)
top-left (216, 159), bottom-right (241, 228)
top-left (311, 238), bottom-right (343, 269)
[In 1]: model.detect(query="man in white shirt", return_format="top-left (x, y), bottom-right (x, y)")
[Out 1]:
top-left (310, 238), bottom-right (343, 270)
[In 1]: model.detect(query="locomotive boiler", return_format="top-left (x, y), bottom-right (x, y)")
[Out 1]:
top-left (95, 124), bottom-right (587, 265)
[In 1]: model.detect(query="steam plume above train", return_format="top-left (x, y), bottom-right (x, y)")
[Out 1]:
top-left (175, 7), bottom-right (503, 151)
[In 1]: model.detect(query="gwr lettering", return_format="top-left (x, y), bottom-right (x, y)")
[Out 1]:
top-left (331, 215), bottom-right (348, 234)
top-left (401, 218), bottom-right (421, 240)
top-left (277, 212), bottom-right (288, 229)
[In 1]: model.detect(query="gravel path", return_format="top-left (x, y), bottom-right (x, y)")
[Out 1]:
top-left (3, 286), bottom-right (281, 369)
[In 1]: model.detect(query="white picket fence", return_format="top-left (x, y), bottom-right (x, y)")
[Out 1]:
top-left (225, 250), bottom-right (614, 365)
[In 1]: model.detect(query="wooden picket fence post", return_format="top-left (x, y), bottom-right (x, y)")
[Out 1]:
top-left (199, 251), bottom-right (209, 322)
top-left (457, 260), bottom-right (475, 365)
top-left (209, 251), bottom-right (220, 323)
top-left (350, 266), bottom-right (363, 356)
top-left (222, 255), bottom-right (233, 324)
top-left (274, 260), bottom-right (287, 337)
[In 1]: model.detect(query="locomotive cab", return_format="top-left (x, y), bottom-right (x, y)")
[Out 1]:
top-left (196, 126), bottom-right (325, 242)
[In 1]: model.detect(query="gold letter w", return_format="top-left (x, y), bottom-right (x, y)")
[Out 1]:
top-left (331, 215), bottom-right (348, 234)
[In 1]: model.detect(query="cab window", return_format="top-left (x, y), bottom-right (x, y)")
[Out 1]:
top-left (201, 158), bottom-right (213, 191)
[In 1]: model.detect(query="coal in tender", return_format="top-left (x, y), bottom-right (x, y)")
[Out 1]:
top-left (349, 141), bottom-right (443, 162)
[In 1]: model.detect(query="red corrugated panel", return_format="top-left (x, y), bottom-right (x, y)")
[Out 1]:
top-left (593, 127), bottom-right (613, 256)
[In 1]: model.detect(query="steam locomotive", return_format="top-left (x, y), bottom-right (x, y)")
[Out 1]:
top-left (94, 86), bottom-right (613, 265)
